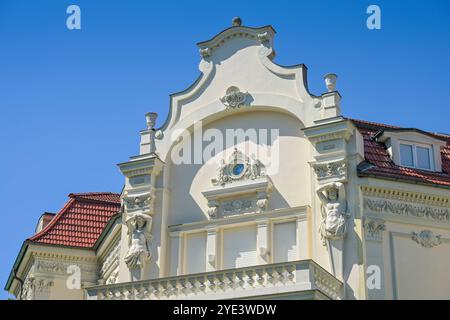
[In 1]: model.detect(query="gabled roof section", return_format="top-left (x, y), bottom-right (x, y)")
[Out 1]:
top-left (350, 118), bottom-right (450, 187)
top-left (155, 20), bottom-right (315, 160)
top-left (28, 192), bottom-right (121, 248)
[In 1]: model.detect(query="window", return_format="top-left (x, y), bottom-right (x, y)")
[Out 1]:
top-left (399, 142), bottom-right (433, 170)
top-left (400, 144), bottom-right (414, 167)
top-left (416, 146), bottom-right (431, 169)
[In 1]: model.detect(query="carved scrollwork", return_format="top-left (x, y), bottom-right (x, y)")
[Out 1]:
top-left (106, 268), bottom-right (119, 285)
top-left (199, 47), bottom-right (211, 58)
top-left (207, 200), bottom-right (219, 218)
top-left (123, 191), bottom-right (154, 214)
top-left (20, 276), bottom-right (53, 300)
top-left (412, 230), bottom-right (442, 248)
top-left (20, 276), bottom-right (35, 300)
top-left (257, 32), bottom-right (269, 43)
top-left (256, 192), bottom-right (269, 213)
top-left (364, 217), bottom-right (386, 241)
top-left (220, 86), bottom-right (249, 109)
top-left (211, 148), bottom-right (265, 186)
top-left (312, 160), bottom-right (347, 180)
top-left (222, 199), bottom-right (254, 214)
top-left (364, 198), bottom-right (450, 221)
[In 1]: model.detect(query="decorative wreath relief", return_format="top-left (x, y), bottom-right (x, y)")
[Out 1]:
top-left (412, 230), bottom-right (442, 248)
top-left (220, 86), bottom-right (249, 109)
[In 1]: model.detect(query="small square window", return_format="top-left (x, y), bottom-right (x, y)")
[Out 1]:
top-left (416, 146), bottom-right (431, 170)
top-left (400, 144), bottom-right (414, 167)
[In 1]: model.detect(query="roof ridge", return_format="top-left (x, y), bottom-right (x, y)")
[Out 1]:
top-left (347, 117), bottom-right (450, 142)
top-left (28, 198), bottom-right (76, 242)
top-left (69, 192), bottom-right (121, 204)
top-left (69, 192), bottom-right (119, 196)
top-left (345, 117), bottom-right (401, 129)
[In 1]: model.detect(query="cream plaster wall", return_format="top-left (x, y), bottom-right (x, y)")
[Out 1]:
top-left (360, 178), bottom-right (450, 300)
top-left (168, 111), bottom-right (311, 226)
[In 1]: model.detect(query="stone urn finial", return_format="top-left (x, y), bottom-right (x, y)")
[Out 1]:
top-left (324, 73), bottom-right (338, 92)
top-left (145, 112), bottom-right (158, 130)
top-left (232, 17), bottom-right (242, 27)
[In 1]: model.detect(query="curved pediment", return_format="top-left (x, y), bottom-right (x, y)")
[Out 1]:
top-left (153, 20), bottom-right (341, 161)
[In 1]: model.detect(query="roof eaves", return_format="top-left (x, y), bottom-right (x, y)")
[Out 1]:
top-left (357, 170), bottom-right (450, 190)
top-left (93, 211), bottom-right (122, 252)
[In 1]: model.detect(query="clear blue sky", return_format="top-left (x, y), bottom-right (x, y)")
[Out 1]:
top-left (0, 0), bottom-right (449, 299)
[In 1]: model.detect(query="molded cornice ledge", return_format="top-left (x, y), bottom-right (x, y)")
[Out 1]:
top-left (303, 117), bottom-right (353, 144)
top-left (202, 176), bottom-right (272, 200)
top-left (118, 154), bottom-right (164, 178)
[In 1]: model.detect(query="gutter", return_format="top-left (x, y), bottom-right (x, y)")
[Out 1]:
top-left (357, 170), bottom-right (450, 190)
top-left (4, 241), bottom-right (29, 294)
top-left (11, 267), bottom-right (24, 300)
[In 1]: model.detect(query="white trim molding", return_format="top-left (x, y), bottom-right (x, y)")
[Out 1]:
top-left (362, 185), bottom-right (450, 222)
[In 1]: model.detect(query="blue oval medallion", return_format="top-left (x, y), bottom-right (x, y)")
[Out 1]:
top-left (232, 163), bottom-right (244, 175)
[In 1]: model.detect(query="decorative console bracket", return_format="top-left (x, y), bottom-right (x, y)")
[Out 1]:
top-left (203, 149), bottom-right (272, 219)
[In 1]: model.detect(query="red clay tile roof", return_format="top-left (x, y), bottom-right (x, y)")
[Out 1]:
top-left (28, 192), bottom-right (121, 248)
top-left (350, 118), bottom-right (450, 187)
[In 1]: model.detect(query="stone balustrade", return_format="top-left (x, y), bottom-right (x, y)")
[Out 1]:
top-left (86, 260), bottom-right (342, 300)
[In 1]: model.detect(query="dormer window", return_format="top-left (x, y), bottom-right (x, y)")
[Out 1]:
top-left (375, 129), bottom-right (446, 172)
top-left (399, 141), bottom-right (433, 170)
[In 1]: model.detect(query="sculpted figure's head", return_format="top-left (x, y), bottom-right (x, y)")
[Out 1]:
top-left (327, 188), bottom-right (338, 201)
top-left (135, 216), bottom-right (146, 229)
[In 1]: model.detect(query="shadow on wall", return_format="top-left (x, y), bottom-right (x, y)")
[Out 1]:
top-left (343, 215), bottom-right (363, 300)
top-left (167, 110), bottom-right (308, 226)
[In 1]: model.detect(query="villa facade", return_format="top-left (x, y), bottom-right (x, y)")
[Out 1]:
top-left (6, 19), bottom-right (450, 300)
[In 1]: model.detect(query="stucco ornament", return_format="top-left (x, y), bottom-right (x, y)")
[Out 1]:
top-left (212, 149), bottom-right (265, 186)
top-left (364, 217), bottom-right (386, 241)
top-left (199, 47), bottom-right (211, 58)
top-left (317, 182), bottom-right (349, 245)
top-left (412, 230), bottom-right (442, 248)
top-left (313, 160), bottom-right (347, 180)
top-left (123, 193), bottom-right (154, 213)
top-left (207, 200), bottom-right (219, 218)
top-left (220, 86), bottom-right (249, 109)
top-left (257, 32), bottom-right (270, 43)
top-left (124, 213), bottom-right (153, 270)
top-left (21, 276), bottom-right (35, 300)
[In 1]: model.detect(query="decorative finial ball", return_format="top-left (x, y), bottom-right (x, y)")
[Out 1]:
top-left (232, 17), bottom-right (242, 27)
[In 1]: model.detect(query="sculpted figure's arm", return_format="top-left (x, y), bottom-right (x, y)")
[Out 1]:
top-left (125, 216), bottom-right (135, 246)
top-left (316, 183), bottom-right (331, 204)
top-left (334, 182), bottom-right (348, 215)
top-left (333, 182), bottom-right (344, 196)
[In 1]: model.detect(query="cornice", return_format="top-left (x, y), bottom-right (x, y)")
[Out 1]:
top-left (361, 185), bottom-right (450, 208)
top-left (30, 248), bottom-right (98, 264)
top-left (196, 25), bottom-right (275, 54)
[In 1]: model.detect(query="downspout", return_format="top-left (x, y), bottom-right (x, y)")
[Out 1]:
top-left (12, 267), bottom-right (24, 300)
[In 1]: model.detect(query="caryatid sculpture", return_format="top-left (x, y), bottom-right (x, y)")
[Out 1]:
top-left (316, 182), bottom-right (349, 245)
top-left (124, 213), bottom-right (153, 274)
